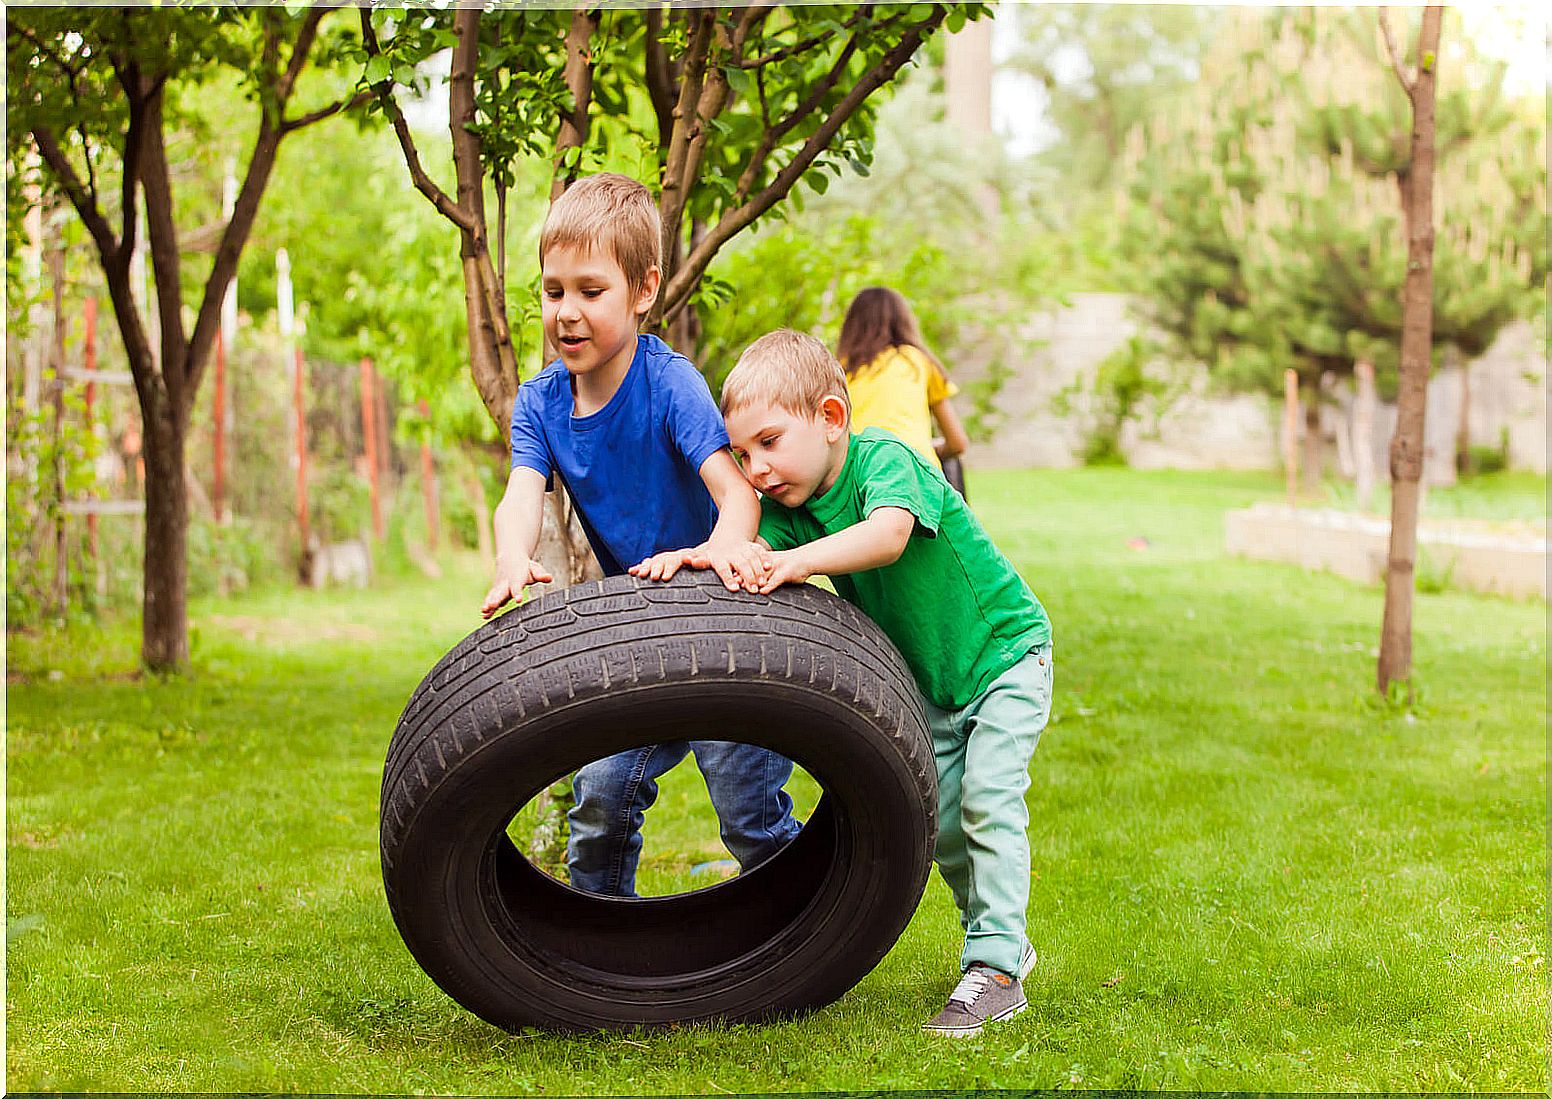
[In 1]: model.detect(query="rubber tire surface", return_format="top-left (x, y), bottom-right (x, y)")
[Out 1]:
top-left (381, 570), bottom-right (937, 1031)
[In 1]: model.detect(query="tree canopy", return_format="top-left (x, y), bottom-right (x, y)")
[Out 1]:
top-left (1116, 9), bottom-right (1545, 400)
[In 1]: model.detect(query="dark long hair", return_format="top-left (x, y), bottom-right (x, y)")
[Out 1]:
top-left (836, 287), bottom-right (946, 380)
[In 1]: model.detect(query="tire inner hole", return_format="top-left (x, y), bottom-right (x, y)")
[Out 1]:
top-left (505, 754), bottom-right (824, 899)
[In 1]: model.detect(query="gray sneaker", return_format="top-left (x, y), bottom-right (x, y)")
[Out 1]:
top-left (921, 963), bottom-right (1027, 1037)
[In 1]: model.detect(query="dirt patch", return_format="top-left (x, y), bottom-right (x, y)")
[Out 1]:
top-left (205, 615), bottom-right (379, 645)
top-left (13, 830), bottom-right (67, 850)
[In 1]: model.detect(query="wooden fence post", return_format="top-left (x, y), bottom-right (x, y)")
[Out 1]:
top-left (48, 225), bottom-right (67, 614)
top-left (418, 398), bottom-right (439, 553)
top-left (213, 332), bottom-right (227, 523)
top-left (83, 296), bottom-right (99, 563)
top-left (360, 357), bottom-right (385, 540)
top-left (277, 248), bottom-right (308, 548)
top-left (1282, 368), bottom-right (1299, 506)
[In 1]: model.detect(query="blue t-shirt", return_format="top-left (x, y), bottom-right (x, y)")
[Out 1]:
top-left (510, 334), bottom-right (728, 575)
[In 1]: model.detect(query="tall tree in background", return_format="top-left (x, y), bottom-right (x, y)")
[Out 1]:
top-left (1116, 9), bottom-right (1541, 490)
top-left (1375, 6), bottom-right (1443, 699)
top-left (7, 8), bottom-right (370, 670)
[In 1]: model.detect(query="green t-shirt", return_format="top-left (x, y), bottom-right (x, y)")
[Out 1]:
top-left (758, 428), bottom-right (1052, 710)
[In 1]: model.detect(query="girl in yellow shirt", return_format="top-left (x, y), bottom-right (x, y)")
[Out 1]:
top-left (836, 287), bottom-right (970, 493)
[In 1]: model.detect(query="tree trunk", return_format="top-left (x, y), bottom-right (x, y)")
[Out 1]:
top-left (1301, 383), bottom-right (1323, 494)
top-left (1453, 348), bottom-right (1471, 476)
top-left (48, 232), bottom-right (69, 615)
top-left (1377, 7), bottom-right (1442, 700)
top-left (1281, 368), bottom-right (1299, 504)
top-left (141, 394), bottom-right (190, 670)
top-left (1352, 359), bottom-right (1377, 511)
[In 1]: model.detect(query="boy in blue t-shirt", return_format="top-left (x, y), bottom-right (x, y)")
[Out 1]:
top-left (479, 174), bottom-right (800, 897)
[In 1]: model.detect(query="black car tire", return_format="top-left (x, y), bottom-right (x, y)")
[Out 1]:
top-left (380, 570), bottom-right (937, 1031)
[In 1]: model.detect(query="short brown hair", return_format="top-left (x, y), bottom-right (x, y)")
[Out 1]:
top-left (539, 173), bottom-right (661, 291)
top-left (721, 329), bottom-right (851, 421)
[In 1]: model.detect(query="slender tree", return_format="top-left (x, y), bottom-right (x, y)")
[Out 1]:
top-left (8, 8), bottom-right (372, 669)
top-left (1375, 6), bottom-right (1443, 699)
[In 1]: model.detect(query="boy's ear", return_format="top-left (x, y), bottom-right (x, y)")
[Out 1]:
top-left (820, 394), bottom-right (849, 440)
top-left (634, 265), bottom-right (662, 317)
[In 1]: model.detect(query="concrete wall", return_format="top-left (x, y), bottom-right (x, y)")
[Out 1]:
top-left (963, 292), bottom-right (1548, 477)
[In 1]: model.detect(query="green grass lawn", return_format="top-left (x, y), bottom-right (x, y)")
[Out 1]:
top-left (6, 468), bottom-right (1545, 1092)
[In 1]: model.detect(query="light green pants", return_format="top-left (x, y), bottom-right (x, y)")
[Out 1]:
top-left (924, 644), bottom-right (1053, 977)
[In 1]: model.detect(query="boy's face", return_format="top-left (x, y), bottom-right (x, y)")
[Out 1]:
top-left (541, 243), bottom-right (660, 382)
top-left (725, 396), bottom-right (849, 508)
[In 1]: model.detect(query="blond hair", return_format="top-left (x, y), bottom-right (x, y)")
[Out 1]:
top-left (539, 173), bottom-right (661, 292)
top-left (721, 329), bottom-right (851, 421)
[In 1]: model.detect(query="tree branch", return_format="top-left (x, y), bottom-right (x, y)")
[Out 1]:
top-left (663, 6), bottom-right (947, 323)
top-left (281, 89), bottom-right (374, 134)
top-left (448, 6), bottom-right (519, 410)
top-left (138, 81), bottom-right (190, 402)
top-left (644, 7), bottom-right (677, 157)
top-left (36, 103), bottom-right (158, 417)
top-left (185, 9), bottom-right (341, 413)
top-left (768, 32), bottom-right (863, 143)
top-left (359, 6), bottom-right (475, 232)
top-left (260, 10), bottom-right (282, 81)
top-left (739, 7), bottom-right (866, 69)
top-left (277, 7), bottom-right (327, 105)
top-left (31, 124), bottom-right (120, 263)
top-left (732, 29), bottom-right (863, 206)
top-left (731, 2), bottom-right (777, 57)
top-left (1378, 8), bottom-right (1415, 96)
top-left (657, 9), bottom-right (717, 268)
top-left (105, 52), bottom-right (151, 269)
top-left (551, 6), bottom-right (602, 199)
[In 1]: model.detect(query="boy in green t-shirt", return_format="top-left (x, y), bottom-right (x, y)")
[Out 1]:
top-left (710, 328), bottom-right (1055, 1036)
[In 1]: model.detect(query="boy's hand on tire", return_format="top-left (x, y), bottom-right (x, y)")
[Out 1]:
top-left (679, 539), bottom-right (771, 593)
top-left (756, 549), bottom-right (813, 594)
top-left (481, 557), bottom-right (553, 618)
top-left (628, 549), bottom-right (695, 583)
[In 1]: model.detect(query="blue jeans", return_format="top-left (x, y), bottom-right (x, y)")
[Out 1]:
top-left (567, 741), bottom-right (802, 896)
top-left (925, 644), bottom-right (1053, 976)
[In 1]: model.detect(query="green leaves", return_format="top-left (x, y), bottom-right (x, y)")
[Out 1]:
top-left (363, 54), bottom-right (391, 87)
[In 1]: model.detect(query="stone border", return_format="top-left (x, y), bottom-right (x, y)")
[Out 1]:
top-left (1225, 503), bottom-right (1547, 599)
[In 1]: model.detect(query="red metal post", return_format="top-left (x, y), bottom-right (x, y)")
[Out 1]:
top-left (213, 331), bottom-right (226, 522)
top-left (418, 398), bottom-right (439, 553)
top-left (360, 357), bottom-right (384, 540)
top-left (294, 345), bottom-right (309, 545)
top-left (83, 296), bottom-right (99, 560)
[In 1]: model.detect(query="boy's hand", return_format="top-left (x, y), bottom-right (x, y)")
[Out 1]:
top-left (701, 537), bottom-right (771, 592)
top-left (628, 549), bottom-right (695, 583)
top-left (631, 540), bottom-right (771, 592)
top-left (481, 556), bottom-right (553, 618)
top-left (681, 539), bottom-right (771, 592)
top-left (756, 548), bottom-right (813, 594)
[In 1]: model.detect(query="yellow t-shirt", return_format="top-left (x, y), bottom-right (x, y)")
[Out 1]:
top-left (845, 345), bottom-right (959, 469)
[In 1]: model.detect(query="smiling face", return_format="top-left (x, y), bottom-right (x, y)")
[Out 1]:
top-left (540, 243), bottom-right (660, 397)
top-left (725, 396), bottom-right (850, 508)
